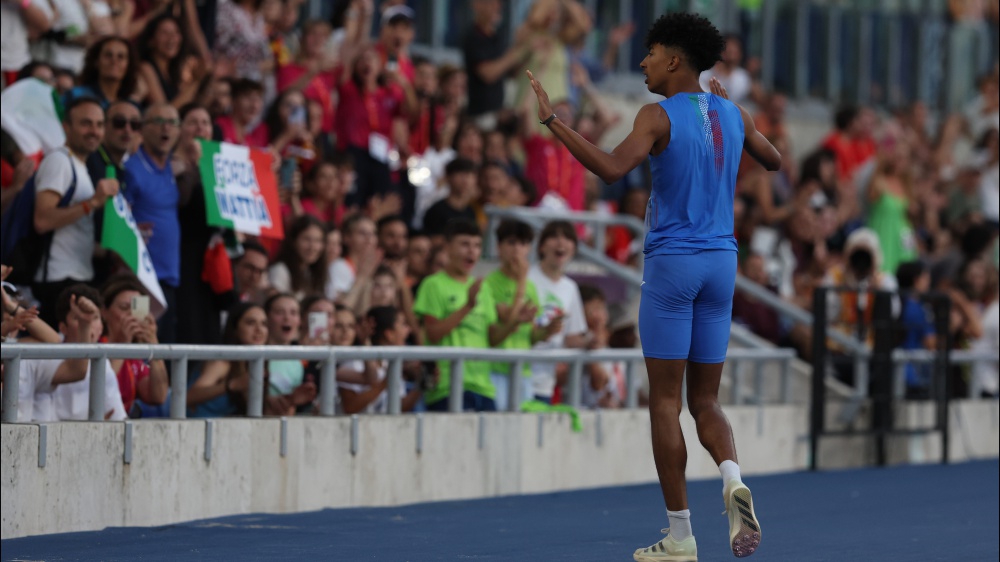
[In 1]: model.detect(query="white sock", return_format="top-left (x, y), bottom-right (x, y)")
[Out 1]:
top-left (719, 460), bottom-right (742, 486)
top-left (666, 509), bottom-right (692, 541)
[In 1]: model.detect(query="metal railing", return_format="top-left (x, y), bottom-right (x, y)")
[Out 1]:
top-left (0, 344), bottom-right (797, 423)
top-left (892, 349), bottom-right (1000, 400)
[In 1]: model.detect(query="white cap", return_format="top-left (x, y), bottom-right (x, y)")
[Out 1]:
top-left (381, 5), bottom-right (415, 26)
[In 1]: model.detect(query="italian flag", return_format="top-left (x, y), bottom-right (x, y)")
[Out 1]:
top-left (101, 194), bottom-right (168, 315)
top-left (198, 140), bottom-right (283, 240)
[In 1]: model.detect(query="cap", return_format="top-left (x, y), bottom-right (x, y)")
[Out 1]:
top-left (381, 5), bottom-right (415, 26)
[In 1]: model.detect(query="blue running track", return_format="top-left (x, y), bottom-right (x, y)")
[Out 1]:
top-left (3, 460), bottom-right (997, 561)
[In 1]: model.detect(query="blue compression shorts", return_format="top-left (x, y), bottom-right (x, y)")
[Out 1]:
top-left (638, 250), bottom-right (737, 363)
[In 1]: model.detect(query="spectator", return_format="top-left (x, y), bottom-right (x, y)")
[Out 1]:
top-left (528, 220), bottom-right (588, 403)
top-left (822, 104), bottom-right (877, 184)
top-left (339, 305), bottom-right (422, 413)
top-left (66, 36), bottom-right (142, 109)
top-left (47, 284), bottom-right (128, 421)
top-left (512, 0), bottom-right (572, 117)
top-left (413, 123), bottom-right (483, 231)
top-left (482, 219), bottom-right (547, 410)
top-left (0, 138), bottom-right (36, 216)
top-left (0, 0), bottom-right (52, 87)
top-left (268, 215), bottom-right (328, 300)
top-left (413, 218), bottom-right (498, 412)
top-left (31, 97), bottom-right (119, 326)
top-left (895, 261), bottom-right (937, 399)
top-left (276, 19), bottom-right (337, 134)
top-left (408, 56), bottom-right (444, 157)
top-left (732, 254), bottom-right (782, 345)
top-left (579, 284), bottom-right (622, 409)
top-left (215, 78), bottom-right (268, 148)
top-left (977, 128), bottom-right (999, 225)
top-left (99, 274), bottom-right (169, 414)
top-left (867, 138), bottom-right (919, 274)
top-left (122, 103), bottom-right (181, 342)
top-left (375, 5), bottom-right (417, 85)
top-left (233, 240), bottom-right (270, 304)
top-left (2, 265), bottom-right (59, 343)
top-left (11, 288), bottom-right (102, 422)
top-left (263, 293), bottom-right (317, 414)
top-left (422, 157), bottom-right (480, 244)
top-left (262, 87), bottom-right (316, 161)
top-left (463, 0), bottom-right (526, 125)
top-left (214, 0), bottom-right (275, 82)
top-left (335, 43), bottom-right (415, 208)
top-left (138, 14), bottom-right (211, 108)
top-left (405, 232), bottom-right (432, 290)
top-left (377, 214), bottom-right (408, 265)
top-left (971, 273), bottom-right (999, 397)
top-left (328, 213), bottom-right (380, 302)
top-left (521, 96), bottom-right (586, 210)
top-left (86, 100), bottom-right (140, 188)
top-left (288, 160), bottom-right (346, 226)
top-left (188, 301), bottom-right (268, 417)
top-left (698, 33), bottom-right (753, 104)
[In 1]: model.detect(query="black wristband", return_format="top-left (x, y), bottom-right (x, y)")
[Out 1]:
top-left (540, 113), bottom-right (557, 126)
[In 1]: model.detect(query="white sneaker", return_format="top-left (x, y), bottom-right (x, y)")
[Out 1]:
top-left (723, 480), bottom-right (761, 558)
top-left (633, 529), bottom-right (697, 561)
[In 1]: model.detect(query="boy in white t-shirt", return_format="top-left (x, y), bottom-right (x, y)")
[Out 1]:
top-left (528, 220), bottom-right (589, 402)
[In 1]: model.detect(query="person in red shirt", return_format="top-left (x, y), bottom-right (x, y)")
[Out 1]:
top-left (276, 20), bottom-right (339, 134)
top-left (215, 78), bottom-right (270, 149)
top-left (375, 5), bottom-right (417, 85)
top-left (522, 98), bottom-right (586, 210)
top-left (821, 104), bottom-right (877, 183)
top-left (334, 44), bottom-right (417, 208)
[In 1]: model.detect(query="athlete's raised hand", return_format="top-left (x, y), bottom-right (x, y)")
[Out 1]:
top-left (526, 70), bottom-right (554, 123)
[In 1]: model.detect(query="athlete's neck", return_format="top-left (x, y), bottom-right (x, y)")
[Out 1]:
top-left (662, 76), bottom-right (706, 99)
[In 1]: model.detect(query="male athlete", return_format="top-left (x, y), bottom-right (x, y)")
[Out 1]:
top-left (528, 12), bottom-right (780, 561)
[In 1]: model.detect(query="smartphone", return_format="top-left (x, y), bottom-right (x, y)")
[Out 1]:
top-left (289, 105), bottom-right (307, 127)
top-left (131, 295), bottom-right (150, 319)
top-left (385, 54), bottom-right (399, 73)
top-left (279, 158), bottom-right (297, 190)
top-left (308, 311), bottom-right (329, 340)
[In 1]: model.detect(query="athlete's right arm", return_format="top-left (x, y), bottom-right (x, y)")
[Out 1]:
top-left (527, 70), bottom-right (667, 185)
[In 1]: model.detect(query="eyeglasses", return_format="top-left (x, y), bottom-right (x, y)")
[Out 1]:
top-left (111, 116), bottom-right (142, 131)
top-left (145, 117), bottom-right (180, 128)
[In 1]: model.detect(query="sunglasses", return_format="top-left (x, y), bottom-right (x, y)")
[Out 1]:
top-left (145, 117), bottom-right (180, 128)
top-left (111, 116), bottom-right (142, 131)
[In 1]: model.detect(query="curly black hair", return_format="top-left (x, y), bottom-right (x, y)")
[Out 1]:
top-left (644, 12), bottom-right (726, 73)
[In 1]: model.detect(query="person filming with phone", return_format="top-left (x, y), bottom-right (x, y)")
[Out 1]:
top-left (98, 275), bottom-right (170, 417)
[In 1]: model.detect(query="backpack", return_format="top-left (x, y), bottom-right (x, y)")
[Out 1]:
top-left (0, 151), bottom-right (77, 285)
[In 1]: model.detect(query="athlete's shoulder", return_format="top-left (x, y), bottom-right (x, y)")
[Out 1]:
top-left (635, 102), bottom-right (671, 135)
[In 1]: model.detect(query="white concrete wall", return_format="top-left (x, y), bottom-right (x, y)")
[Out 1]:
top-left (3, 401), bottom-right (997, 539)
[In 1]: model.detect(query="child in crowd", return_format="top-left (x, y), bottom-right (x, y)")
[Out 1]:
top-left (579, 284), bottom-right (623, 409)
top-left (328, 213), bottom-right (381, 302)
top-left (414, 219), bottom-right (499, 411)
top-left (422, 157), bottom-right (480, 244)
top-left (269, 215), bottom-right (328, 300)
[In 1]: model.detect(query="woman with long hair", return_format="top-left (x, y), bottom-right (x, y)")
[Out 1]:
top-left (867, 137), bottom-right (919, 274)
top-left (66, 36), bottom-right (142, 108)
top-left (138, 13), bottom-right (211, 107)
top-left (268, 215), bottom-right (328, 300)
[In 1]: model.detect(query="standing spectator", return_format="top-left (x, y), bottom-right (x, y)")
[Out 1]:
top-left (138, 14), bottom-right (211, 108)
top-left (407, 56), bottom-right (443, 157)
top-left (822, 104), bottom-right (877, 184)
top-left (971, 274), bottom-right (999, 397)
top-left (528, 220), bottom-right (588, 403)
top-left (375, 5), bottom-right (417, 84)
top-left (977, 128), bottom-right (999, 226)
top-left (268, 215), bottom-right (328, 300)
top-left (123, 103), bottom-right (181, 342)
top-left (32, 97), bottom-right (120, 326)
top-left (421, 158), bottom-right (480, 244)
top-left (698, 34), bottom-right (753, 104)
top-left (288, 160), bottom-right (347, 226)
top-left (215, 78), bottom-right (268, 148)
top-left (66, 37), bottom-right (142, 109)
top-left (99, 274), bottom-right (170, 415)
top-left (413, 218), bottom-right (499, 412)
top-left (867, 140), bottom-right (918, 274)
top-left (214, 0), bottom-right (274, 82)
top-left (86, 100), bottom-right (140, 186)
top-left (482, 219), bottom-right (548, 410)
top-left (521, 96), bottom-right (586, 210)
top-left (276, 19), bottom-right (338, 134)
top-left (895, 261), bottom-right (937, 399)
top-left (0, 0), bottom-right (52, 86)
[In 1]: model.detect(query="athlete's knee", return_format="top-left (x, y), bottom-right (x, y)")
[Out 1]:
top-left (687, 396), bottom-right (722, 421)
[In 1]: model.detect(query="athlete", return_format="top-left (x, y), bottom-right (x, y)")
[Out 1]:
top-left (528, 13), bottom-right (780, 561)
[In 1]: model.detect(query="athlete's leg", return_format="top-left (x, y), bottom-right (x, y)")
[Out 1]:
top-left (646, 357), bottom-right (689, 510)
top-left (686, 361), bottom-right (736, 464)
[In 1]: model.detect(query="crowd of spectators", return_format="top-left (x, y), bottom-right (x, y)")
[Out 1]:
top-left (1, 0), bottom-right (997, 422)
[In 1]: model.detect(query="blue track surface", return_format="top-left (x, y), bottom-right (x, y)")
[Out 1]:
top-left (4, 460), bottom-right (998, 561)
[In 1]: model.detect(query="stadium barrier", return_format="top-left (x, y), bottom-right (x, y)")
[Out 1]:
top-left (0, 344), bottom-right (797, 422)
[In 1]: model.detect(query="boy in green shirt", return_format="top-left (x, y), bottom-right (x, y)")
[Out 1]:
top-left (413, 219), bottom-right (500, 411)
top-left (482, 219), bottom-right (560, 410)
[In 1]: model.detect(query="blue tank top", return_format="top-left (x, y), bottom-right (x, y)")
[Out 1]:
top-left (644, 93), bottom-right (744, 255)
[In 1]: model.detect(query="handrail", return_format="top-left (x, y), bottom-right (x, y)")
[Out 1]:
top-left (0, 344), bottom-right (797, 422)
top-left (892, 348), bottom-right (999, 399)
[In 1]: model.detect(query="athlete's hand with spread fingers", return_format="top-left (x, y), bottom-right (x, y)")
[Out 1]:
top-left (526, 70), bottom-right (554, 123)
top-left (708, 76), bottom-right (729, 100)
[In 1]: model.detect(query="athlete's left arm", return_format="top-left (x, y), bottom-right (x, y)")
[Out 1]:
top-left (527, 70), bottom-right (666, 185)
top-left (739, 105), bottom-right (782, 172)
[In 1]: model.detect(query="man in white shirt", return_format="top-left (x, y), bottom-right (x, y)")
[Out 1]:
top-left (528, 221), bottom-right (589, 402)
top-left (16, 287), bottom-right (105, 422)
top-left (32, 96), bottom-right (119, 326)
